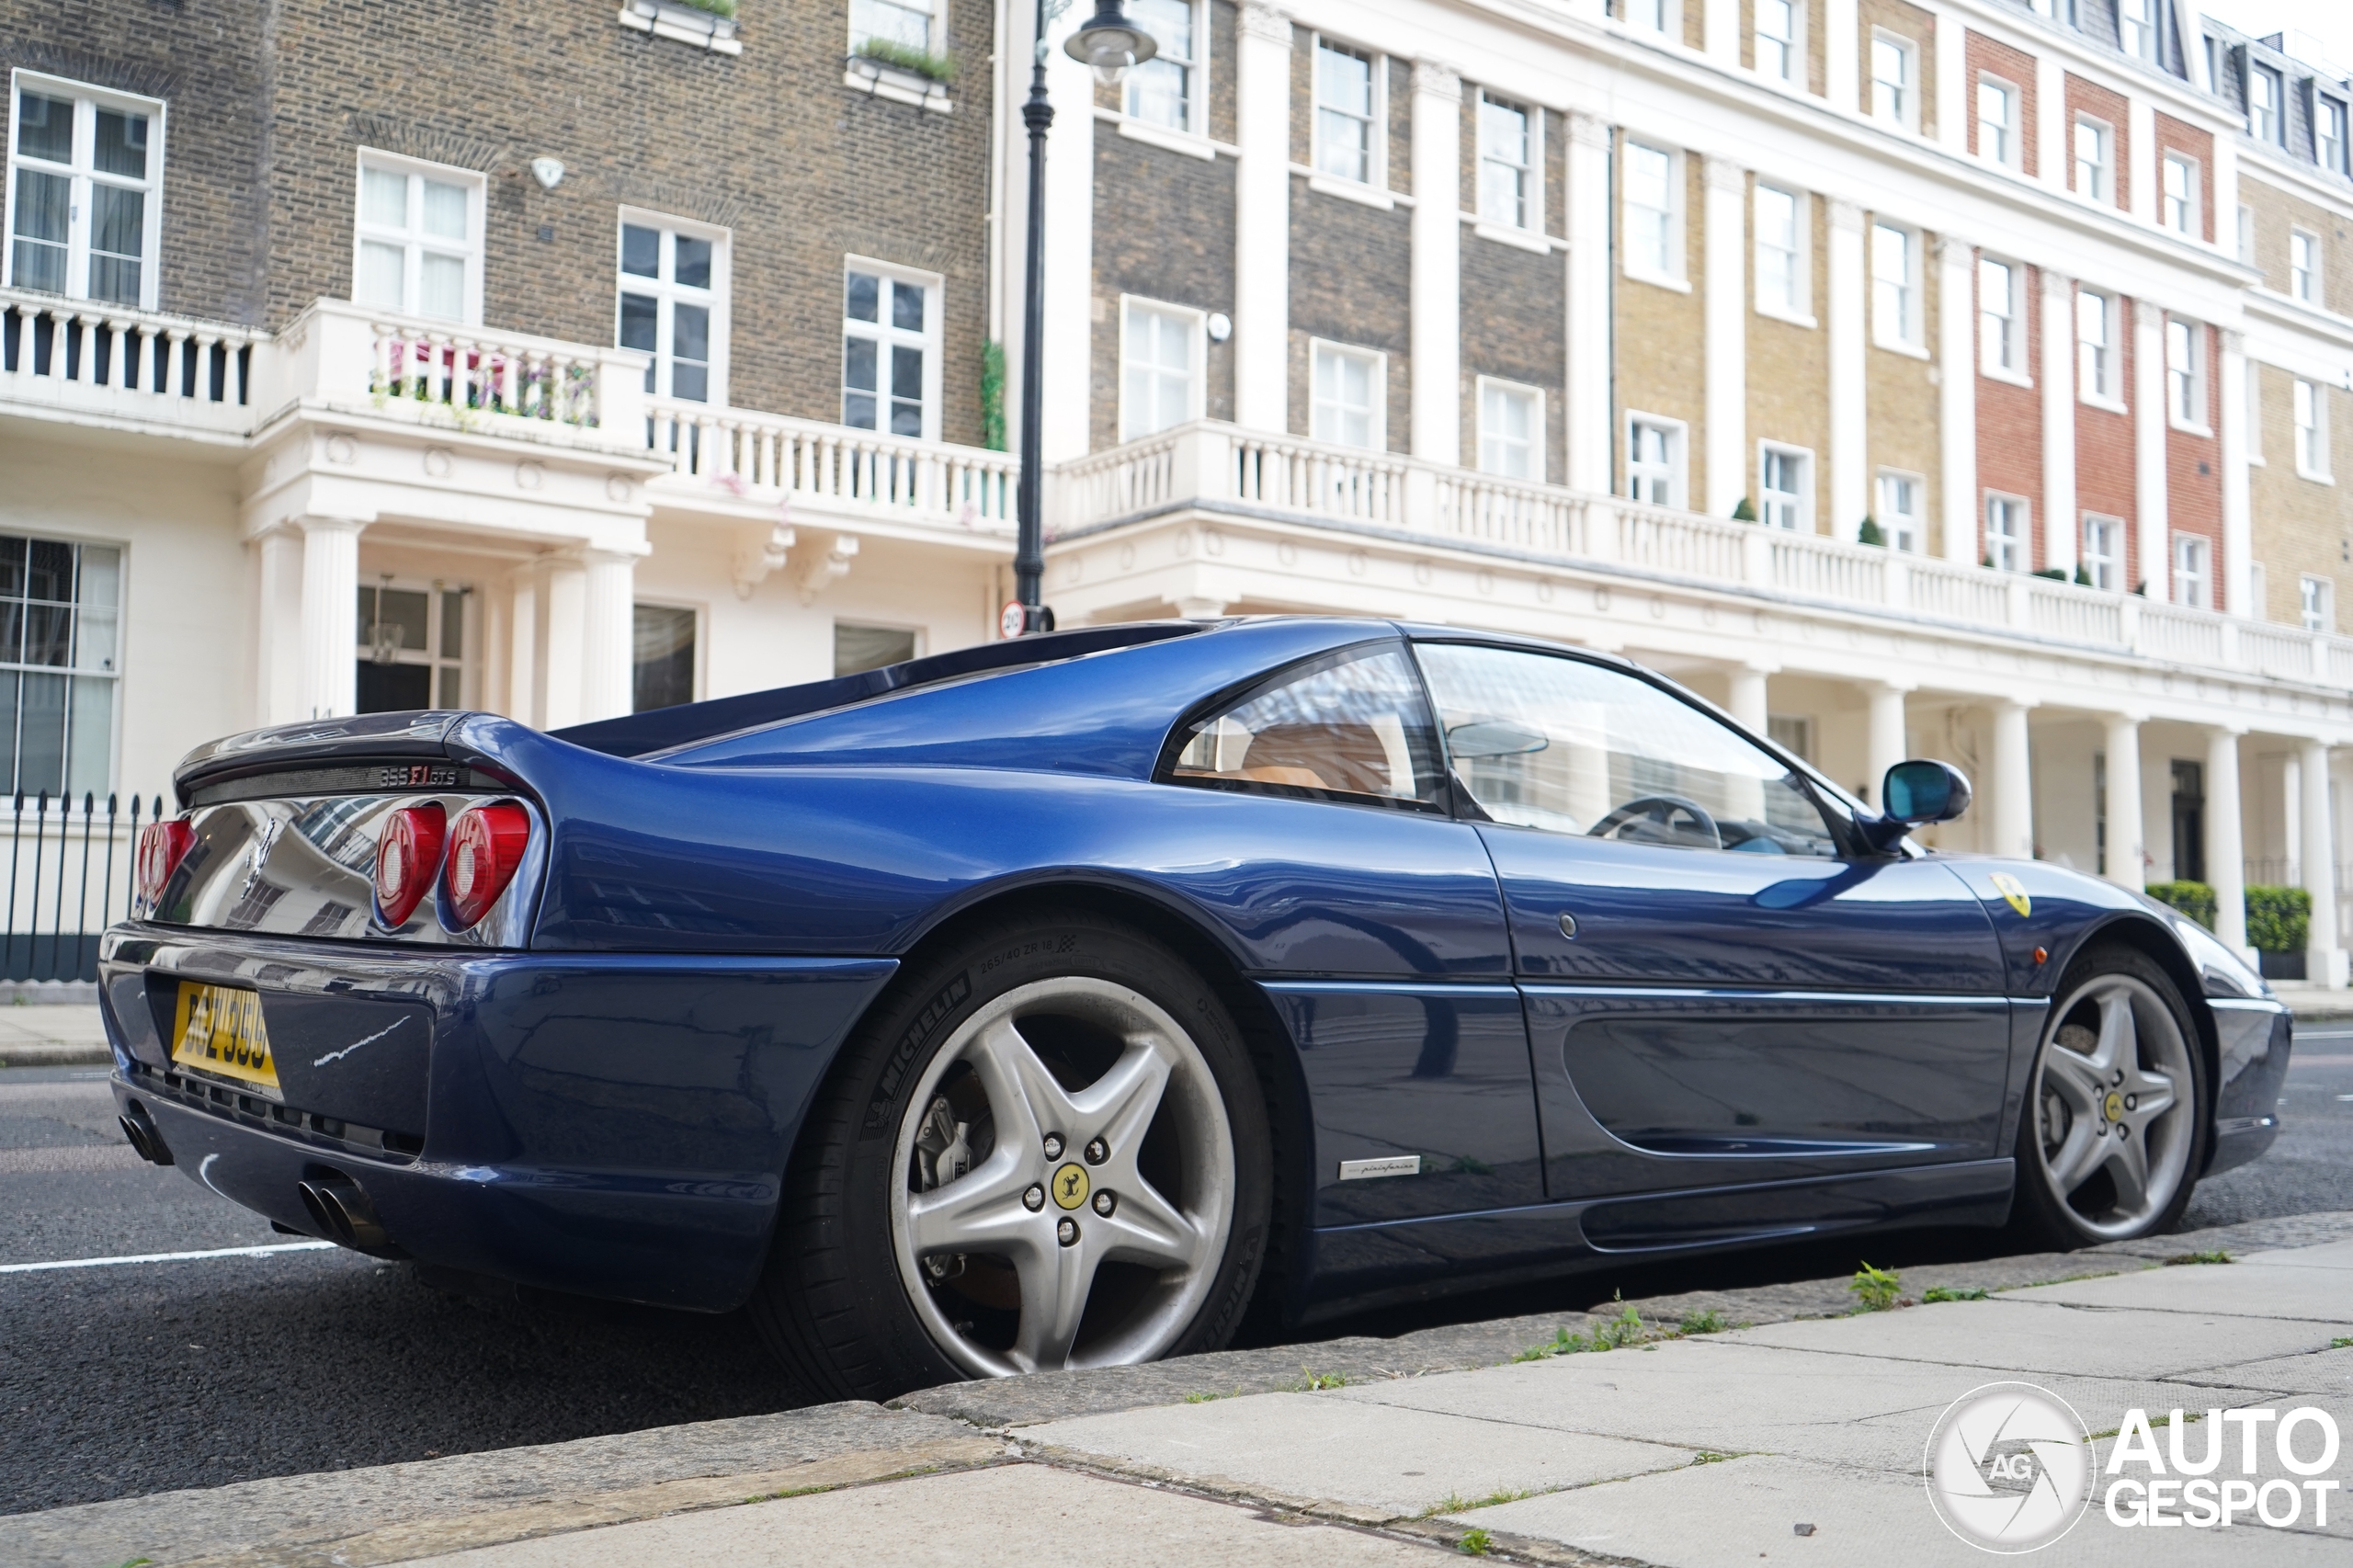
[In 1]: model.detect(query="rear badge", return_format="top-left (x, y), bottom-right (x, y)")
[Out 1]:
top-left (1338, 1155), bottom-right (1424, 1181)
top-left (1989, 872), bottom-right (2032, 918)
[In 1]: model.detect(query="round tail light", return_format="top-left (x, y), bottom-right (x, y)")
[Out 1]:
top-left (135, 817), bottom-right (197, 912)
top-left (443, 802), bottom-right (531, 929)
top-left (373, 803), bottom-right (447, 927)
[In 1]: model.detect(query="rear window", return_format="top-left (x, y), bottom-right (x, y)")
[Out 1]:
top-left (1163, 643), bottom-right (1444, 811)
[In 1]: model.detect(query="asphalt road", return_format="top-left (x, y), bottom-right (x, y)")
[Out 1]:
top-left (6, 1031), bottom-right (2351, 1519)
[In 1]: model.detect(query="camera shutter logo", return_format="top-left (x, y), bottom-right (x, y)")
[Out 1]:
top-left (1925, 1382), bottom-right (2094, 1552)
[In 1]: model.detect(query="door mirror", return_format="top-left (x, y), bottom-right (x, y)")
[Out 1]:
top-left (1883, 759), bottom-right (1972, 824)
top-left (1446, 720), bottom-right (1551, 760)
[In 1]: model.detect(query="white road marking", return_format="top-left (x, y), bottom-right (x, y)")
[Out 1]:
top-left (0, 1241), bottom-right (336, 1275)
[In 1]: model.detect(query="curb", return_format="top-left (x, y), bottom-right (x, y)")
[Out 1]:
top-left (0, 1043), bottom-right (111, 1069)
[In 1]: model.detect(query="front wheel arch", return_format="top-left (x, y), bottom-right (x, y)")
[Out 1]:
top-left (2061, 913), bottom-right (2222, 1169)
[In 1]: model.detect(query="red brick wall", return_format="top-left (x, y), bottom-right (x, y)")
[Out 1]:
top-left (2154, 113), bottom-right (2217, 244)
top-left (1966, 31), bottom-right (2040, 178)
top-left (1974, 255), bottom-right (2044, 566)
top-left (2075, 287), bottom-right (2138, 583)
top-left (2167, 321), bottom-right (2223, 600)
top-left (2064, 73), bottom-right (2131, 211)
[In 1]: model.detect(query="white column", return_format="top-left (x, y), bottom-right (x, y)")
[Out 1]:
top-left (2219, 329), bottom-right (2254, 617)
top-left (580, 548), bottom-right (638, 723)
top-left (1565, 113), bottom-right (1613, 494)
top-left (1865, 682), bottom-right (1911, 805)
top-left (1410, 61), bottom-right (1462, 465)
top-left (1726, 664), bottom-right (1769, 732)
top-left (2126, 97), bottom-right (2156, 225)
top-left (2040, 267), bottom-right (2078, 575)
top-left (2212, 131), bottom-right (2239, 259)
top-left (1039, 18), bottom-right (1094, 461)
top-left (2035, 52), bottom-right (2067, 194)
top-left (540, 559), bottom-right (586, 731)
top-left (1937, 234), bottom-right (1978, 563)
top-left (1233, 2), bottom-right (1293, 434)
top-left (2103, 713), bottom-right (2145, 891)
top-left (1703, 156), bottom-right (1747, 519)
top-left (1828, 200), bottom-right (1868, 540)
top-left (1704, 0), bottom-right (1740, 64)
top-left (1824, 0), bottom-right (1859, 115)
top-left (1987, 699), bottom-right (2035, 859)
top-left (2208, 726), bottom-right (2249, 955)
top-left (2302, 739), bottom-right (2346, 987)
top-left (253, 527), bottom-right (304, 727)
top-left (1934, 12), bottom-right (1968, 151)
top-left (2132, 299), bottom-right (2170, 600)
top-left (508, 562), bottom-right (543, 728)
top-left (296, 517), bottom-right (362, 722)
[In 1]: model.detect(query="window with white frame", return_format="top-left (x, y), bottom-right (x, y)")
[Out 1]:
top-left (1876, 471), bottom-right (1922, 551)
top-left (1870, 33), bottom-right (1914, 129)
top-left (354, 153), bottom-right (482, 324)
top-left (2160, 153), bottom-right (2197, 236)
top-left (1623, 0), bottom-right (1670, 34)
top-left (2303, 574), bottom-right (2335, 633)
top-left (632, 603), bottom-right (697, 713)
top-left (1478, 379), bottom-right (1541, 480)
top-left (1978, 257), bottom-right (2022, 377)
top-left (2073, 117), bottom-right (2110, 203)
top-left (849, 0), bottom-right (935, 52)
top-left (356, 579), bottom-right (468, 715)
top-left (0, 533), bottom-right (119, 797)
top-left (1871, 221), bottom-right (1917, 347)
top-left (2165, 317), bottom-right (2201, 426)
top-left (843, 264), bottom-right (939, 440)
top-left (1758, 445), bottom-right (1809, 531)
top-left (1976, 76), bottom-right (2017, 167)
top-left (6, 78), bottom-right (163, 307)
top-left (2075, 288), bottom-right (2117, 402)
top-left (2290, 230), bottom-right (2320, 304)
top-left (2082, 514), bottom-right (2121, 590)
top-left (2172, 534), bottom-right (2211, 608)
top-left (1120, 299), bottom-right (1200, 440)
top-left (1755, 184), bottom-right (1806, 319)
top-left (618, 218), bottom-right (724, 404)
top-left (2295, 378), bottom-right (2329, 477)
top-left (1312, 341), bottom-right (1383, 449)
top-left (1313, 40), bottom-right (1377, 185)
top-left (2118, 0), bottom-right (2158, 62)
top-left (1755, 0), bottom-right (1798, 84)
top-left (2249, 65), bottom-right (2283, 146)
top-left (1126, 0), bottom-right (1199, 133)
top-left (2323, 98), bottom-right (2349, 177)
top-left (1626, 415), bottom-right (1684, 507)
top-left (1984, 494), bottom-right (2027, 571)
top-left (1478, 95), bottom-right (1534, 230)
top-left (1624, 142), bottom-right (1680, 281)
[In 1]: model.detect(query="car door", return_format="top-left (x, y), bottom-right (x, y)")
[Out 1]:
top-left (1156, 639), bottom-right (1543, 1228)
top-left (1411, 642), bottom-right (2011, 1225)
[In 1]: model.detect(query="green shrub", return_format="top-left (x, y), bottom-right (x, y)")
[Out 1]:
top-left (2145, 880), bottom-right (2217, 930)
top-left (1730, 496), bottom-right (1757, 521)
top-left (980, 339), bottom-right (1006, 452)
top-left (853, 36), bottom-right (958, 82)
top-left (2246, 885), bottom-right (2311, 953)
top-left (671, 0), bottom-right (736, 17)
top-left (1857, 517), bottom-right (1885, 546)
top-left (2032, 566), bottom-right (2067, 581)
top-left (2074, 564), bottom-right (2092, 586)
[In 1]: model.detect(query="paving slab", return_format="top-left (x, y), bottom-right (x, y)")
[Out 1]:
top-left (1021, 1391), bottom-right (1695, 1521)
top-left (2233, 1238), bottom-right (2353, 1270)
top-left (2193, 1344), bottom-right (2353, 1397)
top-left (400, 1461), bottom-right (1453, 1568)
top-left (2006, 1260), bottom-right (2353, 1324)
top-left (0, 1005), bottom-right (110, 1067)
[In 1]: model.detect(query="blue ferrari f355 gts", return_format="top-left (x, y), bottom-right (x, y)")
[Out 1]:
top-left (104, 617), bottom-right (2289, 1395)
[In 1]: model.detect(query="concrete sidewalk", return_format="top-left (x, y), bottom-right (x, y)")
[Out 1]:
top-left (12, 1210), bottom-right (2353, 1567)
top-left (0, 1004), bottom-right (112, 1067)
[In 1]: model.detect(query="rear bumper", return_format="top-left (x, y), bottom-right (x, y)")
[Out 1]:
top-left (100, 925), bottom-right (896, 1311)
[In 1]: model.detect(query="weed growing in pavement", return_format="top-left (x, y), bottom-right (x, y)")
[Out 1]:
top-left (1692, 1451), bottom-right (1736, 1465)
top-left (2165, 1250), bottom-right (2233, 1266)
top-left (2088, 1411), bottom-right (2201, 1441)
top-left (1921, 1286), bottom-right (1989, 1302)
top-left (1292, 1367), bottom-right (1350, 1391)
top-left (1423, 1487), bottom-right (1537, 1517)
top-left (1183, 1388), bottom-right (1245, 1403)
top-left (1458, 1527), bottom-right (1495, 1555)
top-left (2332, 1337), bottom-right (2353, 1350)
top-left (1848, 1262), bottom-right (1903, 1312)
top-left (1677, 1309), bottom-right (1728, 1335)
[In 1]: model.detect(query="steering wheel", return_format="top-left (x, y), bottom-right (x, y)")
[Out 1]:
top-left (1586, 794), bottom-right (1722, 850)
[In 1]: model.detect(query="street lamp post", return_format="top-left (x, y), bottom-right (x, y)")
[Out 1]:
top-left (1008, 0), bottom-right (1155, 638)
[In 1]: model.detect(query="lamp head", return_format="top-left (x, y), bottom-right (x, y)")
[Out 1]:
top-left (1063, 0), bottom-right (1157, 85)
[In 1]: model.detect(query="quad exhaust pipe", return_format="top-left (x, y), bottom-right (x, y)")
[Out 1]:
top-left (118, 1101), bottom-right (172, 1165)
top-left (297, 1174), bottom-right (391, 1249)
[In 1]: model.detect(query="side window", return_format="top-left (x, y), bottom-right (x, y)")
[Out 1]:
top-left (1165, 644), bottom-right (1444, 811)
top-left (1414, 643), bottom-right (1841, 858)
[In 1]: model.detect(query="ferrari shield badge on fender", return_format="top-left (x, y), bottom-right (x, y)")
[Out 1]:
top-left (1989, 872), bottom-right (2032, 918)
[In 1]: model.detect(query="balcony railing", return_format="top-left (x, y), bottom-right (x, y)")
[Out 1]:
top-left (646, 399), bottom-right (1017, 534)
top-left (1051, 420), bottom-right (2353, 692)
top-left (0, 288), bottom-right (262, 440)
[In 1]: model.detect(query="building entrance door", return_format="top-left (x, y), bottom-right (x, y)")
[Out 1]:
top-left (357, 581), bottom-right (469, 714)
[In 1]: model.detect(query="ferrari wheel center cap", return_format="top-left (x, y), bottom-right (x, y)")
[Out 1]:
top-left (1051, 1163), bottom-right (1091, 1210)
top-left (2103, 1091), bottom-right (2124, 1123)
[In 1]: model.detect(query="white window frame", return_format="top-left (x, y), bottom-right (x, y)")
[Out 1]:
top-left (2246, 359), bottom-right (2264, 465)
top-left (2294, 378), bottom-right (2332, 482)
top-left (1620, 0), bottom-right (1676, 37)
top-left (2082, 513), bottom-right (2123, 591)
top-left (2160, 152), bottom-right (2199, 238)
top-left (616, 210), bottom-right (729, 407)
top-left (2072, 115), bottom-right (2111, 204)
top-left (2322, 97), bottom-right (2350, 178)
top-left (1976, 74), bottom-right (2018, 170)
top-left (2165, 315), bottom-right (2206, 433)
top-left (2249, 64), bottom-right (2283, 147)
top-left (2290, 229), bottom-right (2320, 305)
top-left (1871, 219), bottom-right (1922, 351)
top-left (1753, 183), bottom-right (1813, 325)
top-left (1309, 338), bottom-right (1387, 450)
top-left (849, 0), bottom-right (940, 55)
top-left (1754, 0), bottom-right (1802, 86)
top-left (1123, 0), bottom-right (1206, 137)
top-left (1977, 256), bottom-right (2027, 382)
top-left (2075, 287), bottom-right (2120, 406)
top-left (1476, 93), bottom-right (1540, 233)
top-left (2119, 0), bottom-right (2158, 62)
top-left (1876, 469), bottom-right (1924, 552)
top-left (1311, 36), bottom-right (1384, 190)
top-left (352, 149), bottom-right (484, 326)
top-left (842, 256), bottom-right (944, 442)
top-left (4, 72), bottom-right (166, 310)
top-left (1869, 31), bottom-right (1916, 131)
top-left (1476, 376), bottom-right (1544, 481)
top-left (1622, 141), bottom-right (1686, 288)
top-left (1118, 295), bottom-right (1206, 441)
top-left (1624, 412), bottom-right (1687, 509)
top-left (2302, 574), bottom-right (2335, 633)
top-left (1757, 441), bottom-right (1813, 532)
top-left (2171, 532), bottom-right (2211, 608)
top-left (357, 577), bottom-right (472, 713)
top-left (1984, 493), bottom-right (2029, 572)
top-left (631, 599), bottom-right (704, 711)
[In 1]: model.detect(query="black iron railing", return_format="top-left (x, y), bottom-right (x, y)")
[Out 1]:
top-left (0, 791), bottom-right (162, 983)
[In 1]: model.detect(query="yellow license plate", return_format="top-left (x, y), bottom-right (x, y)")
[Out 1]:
top-left (171, 981), bottom-right (282, 1098)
